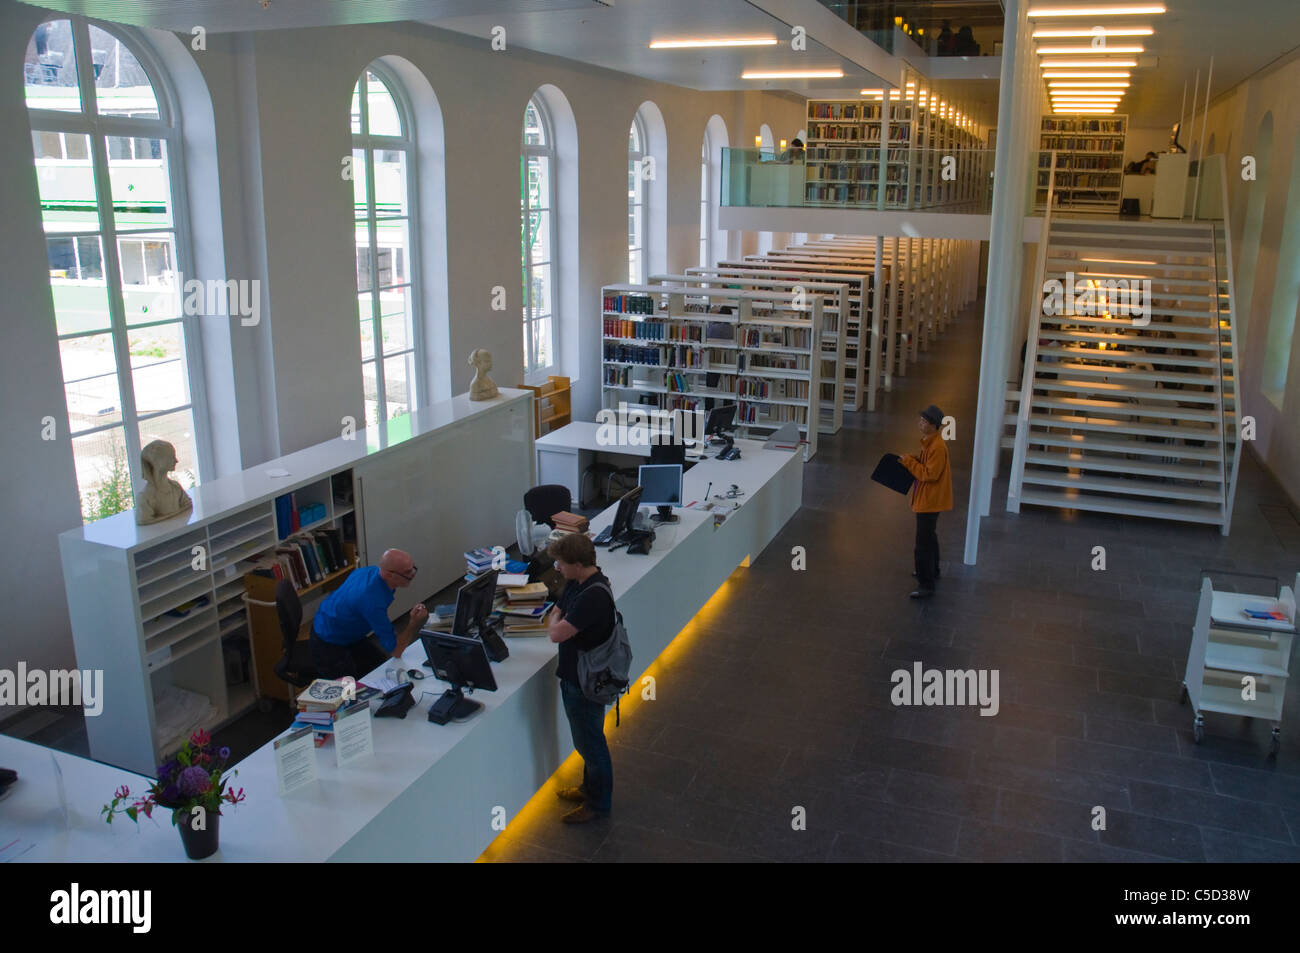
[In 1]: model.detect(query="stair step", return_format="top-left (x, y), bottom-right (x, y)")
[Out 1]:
top-left (1047, 242), bottom-right (1214, 259)
top-left (1024, 450), bottom-right (1223, 481)
top-left (1038, 362), bottom-right (1222, 386)
top-left (1037, 346), bottom-right (1218, 369)
top-left (1020, 469), bottom-right (1225, 503)
top-left (1044, 263), bottom-right (1217, 286)
top-left (1039, 314), bottom-right (1216, 334)
top-left (1028, 413), bottom-right (1221, 442)
top-left (1024, 431), bottom-right (1223, 461)
top-left (1029, 396), bottom-right (1222, 422)
top-left (1016, 488), bottom-right (1224, 525)
top-left (1037, 329), bottom-right (1222, 351)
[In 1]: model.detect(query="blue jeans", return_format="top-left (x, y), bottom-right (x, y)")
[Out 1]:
top-left (560, 678), bottom-right (612, 814)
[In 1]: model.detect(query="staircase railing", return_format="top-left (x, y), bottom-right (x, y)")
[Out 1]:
top-left (1213, 161), bottom-right (1244, 535)
top-left (1007, 150), bottom-right (1057, 511)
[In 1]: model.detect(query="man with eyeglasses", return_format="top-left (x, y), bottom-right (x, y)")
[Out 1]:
top-left (310, 548), bottom-right (429, 680)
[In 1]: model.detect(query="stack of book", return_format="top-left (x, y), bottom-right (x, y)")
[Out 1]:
top-left (248, 528), bottom-right (349, 589)
top-left (291, 678), bottom-right (352, 745)
top-left (422, 603), bottom-right (458, 633)
top-left (501, 582), bottom-right (554, 637)
top-left (551, 512), bottom-right (589, 535)
top-left (464, 547), bottom-right (497, 582)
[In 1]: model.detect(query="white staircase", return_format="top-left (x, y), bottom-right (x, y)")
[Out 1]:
top-left (1008, 216), bottom-right (1241, 532)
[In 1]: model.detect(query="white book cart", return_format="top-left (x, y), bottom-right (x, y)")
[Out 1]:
top-left (1182, 572), bottom-right (1298, 756)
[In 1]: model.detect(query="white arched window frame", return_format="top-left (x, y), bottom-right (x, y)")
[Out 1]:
top-left (700, 134), bottom-right (711, 268)
top-left (352, 63), bottom-right (424, 425)
top-left (628, 113), bottom-right (648, 283)
top-left (26, 16), bottom-right (210, 522)
top-left (522, 96), bottom-right (557, 376)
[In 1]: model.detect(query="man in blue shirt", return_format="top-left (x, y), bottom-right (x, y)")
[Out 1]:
top-left (310, 548), bottom-right (429, 680)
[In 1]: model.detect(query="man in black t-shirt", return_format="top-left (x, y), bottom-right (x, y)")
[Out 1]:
top-left (546, 533), bottom-right (616, 823)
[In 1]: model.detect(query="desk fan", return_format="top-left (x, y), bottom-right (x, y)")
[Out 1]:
top-left (515, 509), bottom-right (553, 556)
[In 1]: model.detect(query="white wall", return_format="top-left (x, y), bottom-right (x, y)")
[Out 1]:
top-left (1, 2), bottom-right (805, 685)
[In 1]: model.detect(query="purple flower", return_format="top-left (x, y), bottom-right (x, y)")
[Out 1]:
top-left (218, 746), bottom-right (230, 760)
top-left (161, 784), bottom-right (181, 803)
top-left (178, 765), bottom-right (211, 797)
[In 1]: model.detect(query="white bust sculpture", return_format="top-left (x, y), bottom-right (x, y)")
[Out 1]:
top-left (468, 348), bottom-right (500, 401)
top-left (135, 439), bottom-right (193, 525)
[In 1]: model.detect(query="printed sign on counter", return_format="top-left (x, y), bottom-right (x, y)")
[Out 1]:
top-left (334, 700), bottom-right (375, 768)
top-left (273, 726), bottom-right (318, 796)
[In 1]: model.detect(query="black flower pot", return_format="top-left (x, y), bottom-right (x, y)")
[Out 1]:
top-left (175, 808), bottom-right (220, 860)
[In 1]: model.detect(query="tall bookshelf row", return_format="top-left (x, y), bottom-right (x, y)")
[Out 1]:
top-left (805, 98), bottom-right (985, 209)
top-left (601, 283), bottom-right (823, 459)
top-left (1037, 114), bottom-right (1128, 211)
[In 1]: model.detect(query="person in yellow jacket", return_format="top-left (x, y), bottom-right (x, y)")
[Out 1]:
top-left (899, 404), bottom-right (953, 599)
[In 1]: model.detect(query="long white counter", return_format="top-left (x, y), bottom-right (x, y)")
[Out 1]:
top-left (7, 438), bottom-right (801, 862)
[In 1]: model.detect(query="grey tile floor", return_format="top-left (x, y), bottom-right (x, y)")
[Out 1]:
top-left (492, 300), bottom-right (1300, 863)
top-left (7, 300), bottom-right (1298, 862)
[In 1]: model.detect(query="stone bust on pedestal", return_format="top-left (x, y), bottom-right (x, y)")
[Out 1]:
top-left (135, 439), bottom-right (193, 525)
top-left (468, 348), bottom-right (500, 401)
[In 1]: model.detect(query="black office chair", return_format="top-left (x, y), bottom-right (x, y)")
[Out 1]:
top-left (273, 580), bottom-right (316, 690)
top-left (524, 484), bottom-right (572, 528)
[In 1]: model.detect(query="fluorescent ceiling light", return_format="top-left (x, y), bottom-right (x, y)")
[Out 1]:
top-left (1029, 4), bottom-right (1164, 14)
top-left (1049, 81), bottom-right (1130, 87)
top-left (1040, 59), bottom-right (1137, 67)
top-left (1036, 44), bottom-right (1145, 53)
top-left (1080, 257), bottom-right (1156, 265)
top-left (860, 88), bottom-right (884, 95)
top-left (1033, 27), bottom-right (1154, 37)
top-left (1042, 71), bottom-right (1132, 77)
top-left (650, 37), bottom-right (778, 49)
top-left (742, 69), bottom-right (844, 79)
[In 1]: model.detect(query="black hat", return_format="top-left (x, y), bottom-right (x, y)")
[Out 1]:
top-left (920, 404), bottom-right (944, 427)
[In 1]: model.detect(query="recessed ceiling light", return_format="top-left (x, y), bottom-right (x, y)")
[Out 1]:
top-left (1040, 59), bottom-right (1137, 67)
top-left (1036, 44), bottom-right (1145, 53)
top-left (1029, 4), bottom-right (1164, 15)
top-left (649, 37), bottom-right (778, 49)
top-left (1033, 27), bottom-right (1154, 37)
top-left (1042, 71), bottom-right (1132, 78)
top-left (1049, 81), bottom-right (1130, 87)
top-left (742, 69), bottom-right (844, 79)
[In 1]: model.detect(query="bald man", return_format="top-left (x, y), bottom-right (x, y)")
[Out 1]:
top-left (310, 548), bottom-right (430, 680)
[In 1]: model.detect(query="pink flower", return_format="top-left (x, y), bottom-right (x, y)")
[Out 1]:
top-left (190, 728), bottom-right (211, 748)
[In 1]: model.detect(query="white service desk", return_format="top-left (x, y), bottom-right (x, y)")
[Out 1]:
top-left (536, 421), bottom-right (712, 506)
top-left (5, 439), bottom-right (802, 863)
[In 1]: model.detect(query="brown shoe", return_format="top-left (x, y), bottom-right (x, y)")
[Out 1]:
top-left (556, 786), bottom-right (587, 803)
top-left (561, 805), bottom-right (603, 824)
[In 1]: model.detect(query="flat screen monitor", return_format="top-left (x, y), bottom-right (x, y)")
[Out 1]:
top-left (705, 404), bottom-right (737, 436)
top-left (610, 485), bottom-right (642, 540)
top-left (650, 441), bottom-right (686, 466)
top-left (639, 464), bottom-right (683, 523)
top-left (453, 569), bottom-right (497, 637)
top-left (420, 631), bottom-right (498, 724)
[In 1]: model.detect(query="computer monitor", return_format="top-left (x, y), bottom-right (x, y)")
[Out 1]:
top-left (421, 631), bottom-right (498, 724)
top-left (639, 463), bottom-right (683, 524)
top-left (649, 440), bottom-right (686, 467)
top-left (610, 485), bottom-right (642, 541)
top-left (453, 569), bottom-right (497, 638)
top-left (705, 403), bottom-right (737, 436)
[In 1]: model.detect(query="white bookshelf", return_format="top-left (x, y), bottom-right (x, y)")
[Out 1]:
top-left (601, 283), bottom-right (822, 459)
top-left (1037, 114), bottom-right (1128, 212)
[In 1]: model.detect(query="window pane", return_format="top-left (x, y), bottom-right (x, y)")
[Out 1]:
top-left (358, 293), bottom-right (376, 361)
top-left (106, 136), bottom-right (172, 229)
top-left (362, 359), bottom-right (380, 428)
top-left (351, 148), bottom-right (369, 212)
top-left (527, 155), bottom-right (551, 210)
top-left (526, 209), bottom-right (551, 267)
top-left (48, 235), bottom-right (113, 334)
top-left (524, 102), bottom-right (545, 147)
top-left (373, 218), bottom-right (409, 286)
top-left (74, 427), bottom-right (133, 522)
top-left (350, 80), bottom-right (363, 135)
top-left (365, 71), bottom-right (401, 136)
top-left (137, 408), bottom-right (198, 490)
top-left (383, 353), bottom-right (413, 418)
top-left (373, 149), bottom-right (408, 216)
top-left (33, 131), bottom-right (98, 233)
top-left (355, 232), bottom-right (373, 293)
top-left (61, 333), bottom-right (122, 430)
top-left (89, 24), bottom-right (159, 120)
top-left (379, 286), bottom-right (412, 355)
top-left (532, 317), bottom-right (552, 370)
top-left (118, 233), bottom-right (178, 325)
top-left (25, 20), bottom-right (80, 112)
top-left (530, 263), bottom-right (552, 318)
top-left (129, 324), bottom-right (189, 414)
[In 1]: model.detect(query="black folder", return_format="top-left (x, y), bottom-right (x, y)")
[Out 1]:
top-left (871, 453), bottom-right (915, 495)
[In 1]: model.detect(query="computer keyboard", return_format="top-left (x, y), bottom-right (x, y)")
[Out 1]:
top-left (593, 524), bottom-right (614, 546)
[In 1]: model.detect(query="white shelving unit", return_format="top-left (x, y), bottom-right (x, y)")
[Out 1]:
top-left (601, 283), bottom-right (822, 460)
top-left (1183, 574), bottom-right (1298, 755)
top-left (1037, 114), bottom-right (1128, 212)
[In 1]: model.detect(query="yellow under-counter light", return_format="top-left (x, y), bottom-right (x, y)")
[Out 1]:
top-left (1029, 5), bottom-right (1164, 16)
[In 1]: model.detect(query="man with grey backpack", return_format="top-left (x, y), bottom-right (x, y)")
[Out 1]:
top-left (546, 534), bottom-right (632, 824)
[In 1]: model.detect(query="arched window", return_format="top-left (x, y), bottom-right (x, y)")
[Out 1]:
top-left (628, 113), bottom-right (648, 282)
top-left (700, 134), bottom-right (711, 268)
top-left (352, 64), bottom-right (422, 425)
top-left (522, 95), bottom-right (557, 374)
top-left (25, 17), bottom-right (208, 522)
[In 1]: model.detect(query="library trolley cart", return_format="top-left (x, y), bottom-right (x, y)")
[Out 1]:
top-left (1182, 571), bottom-right (1298, 755)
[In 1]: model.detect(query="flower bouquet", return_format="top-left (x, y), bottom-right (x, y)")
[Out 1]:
top-left (102, 728), bottom-right (246, 859)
